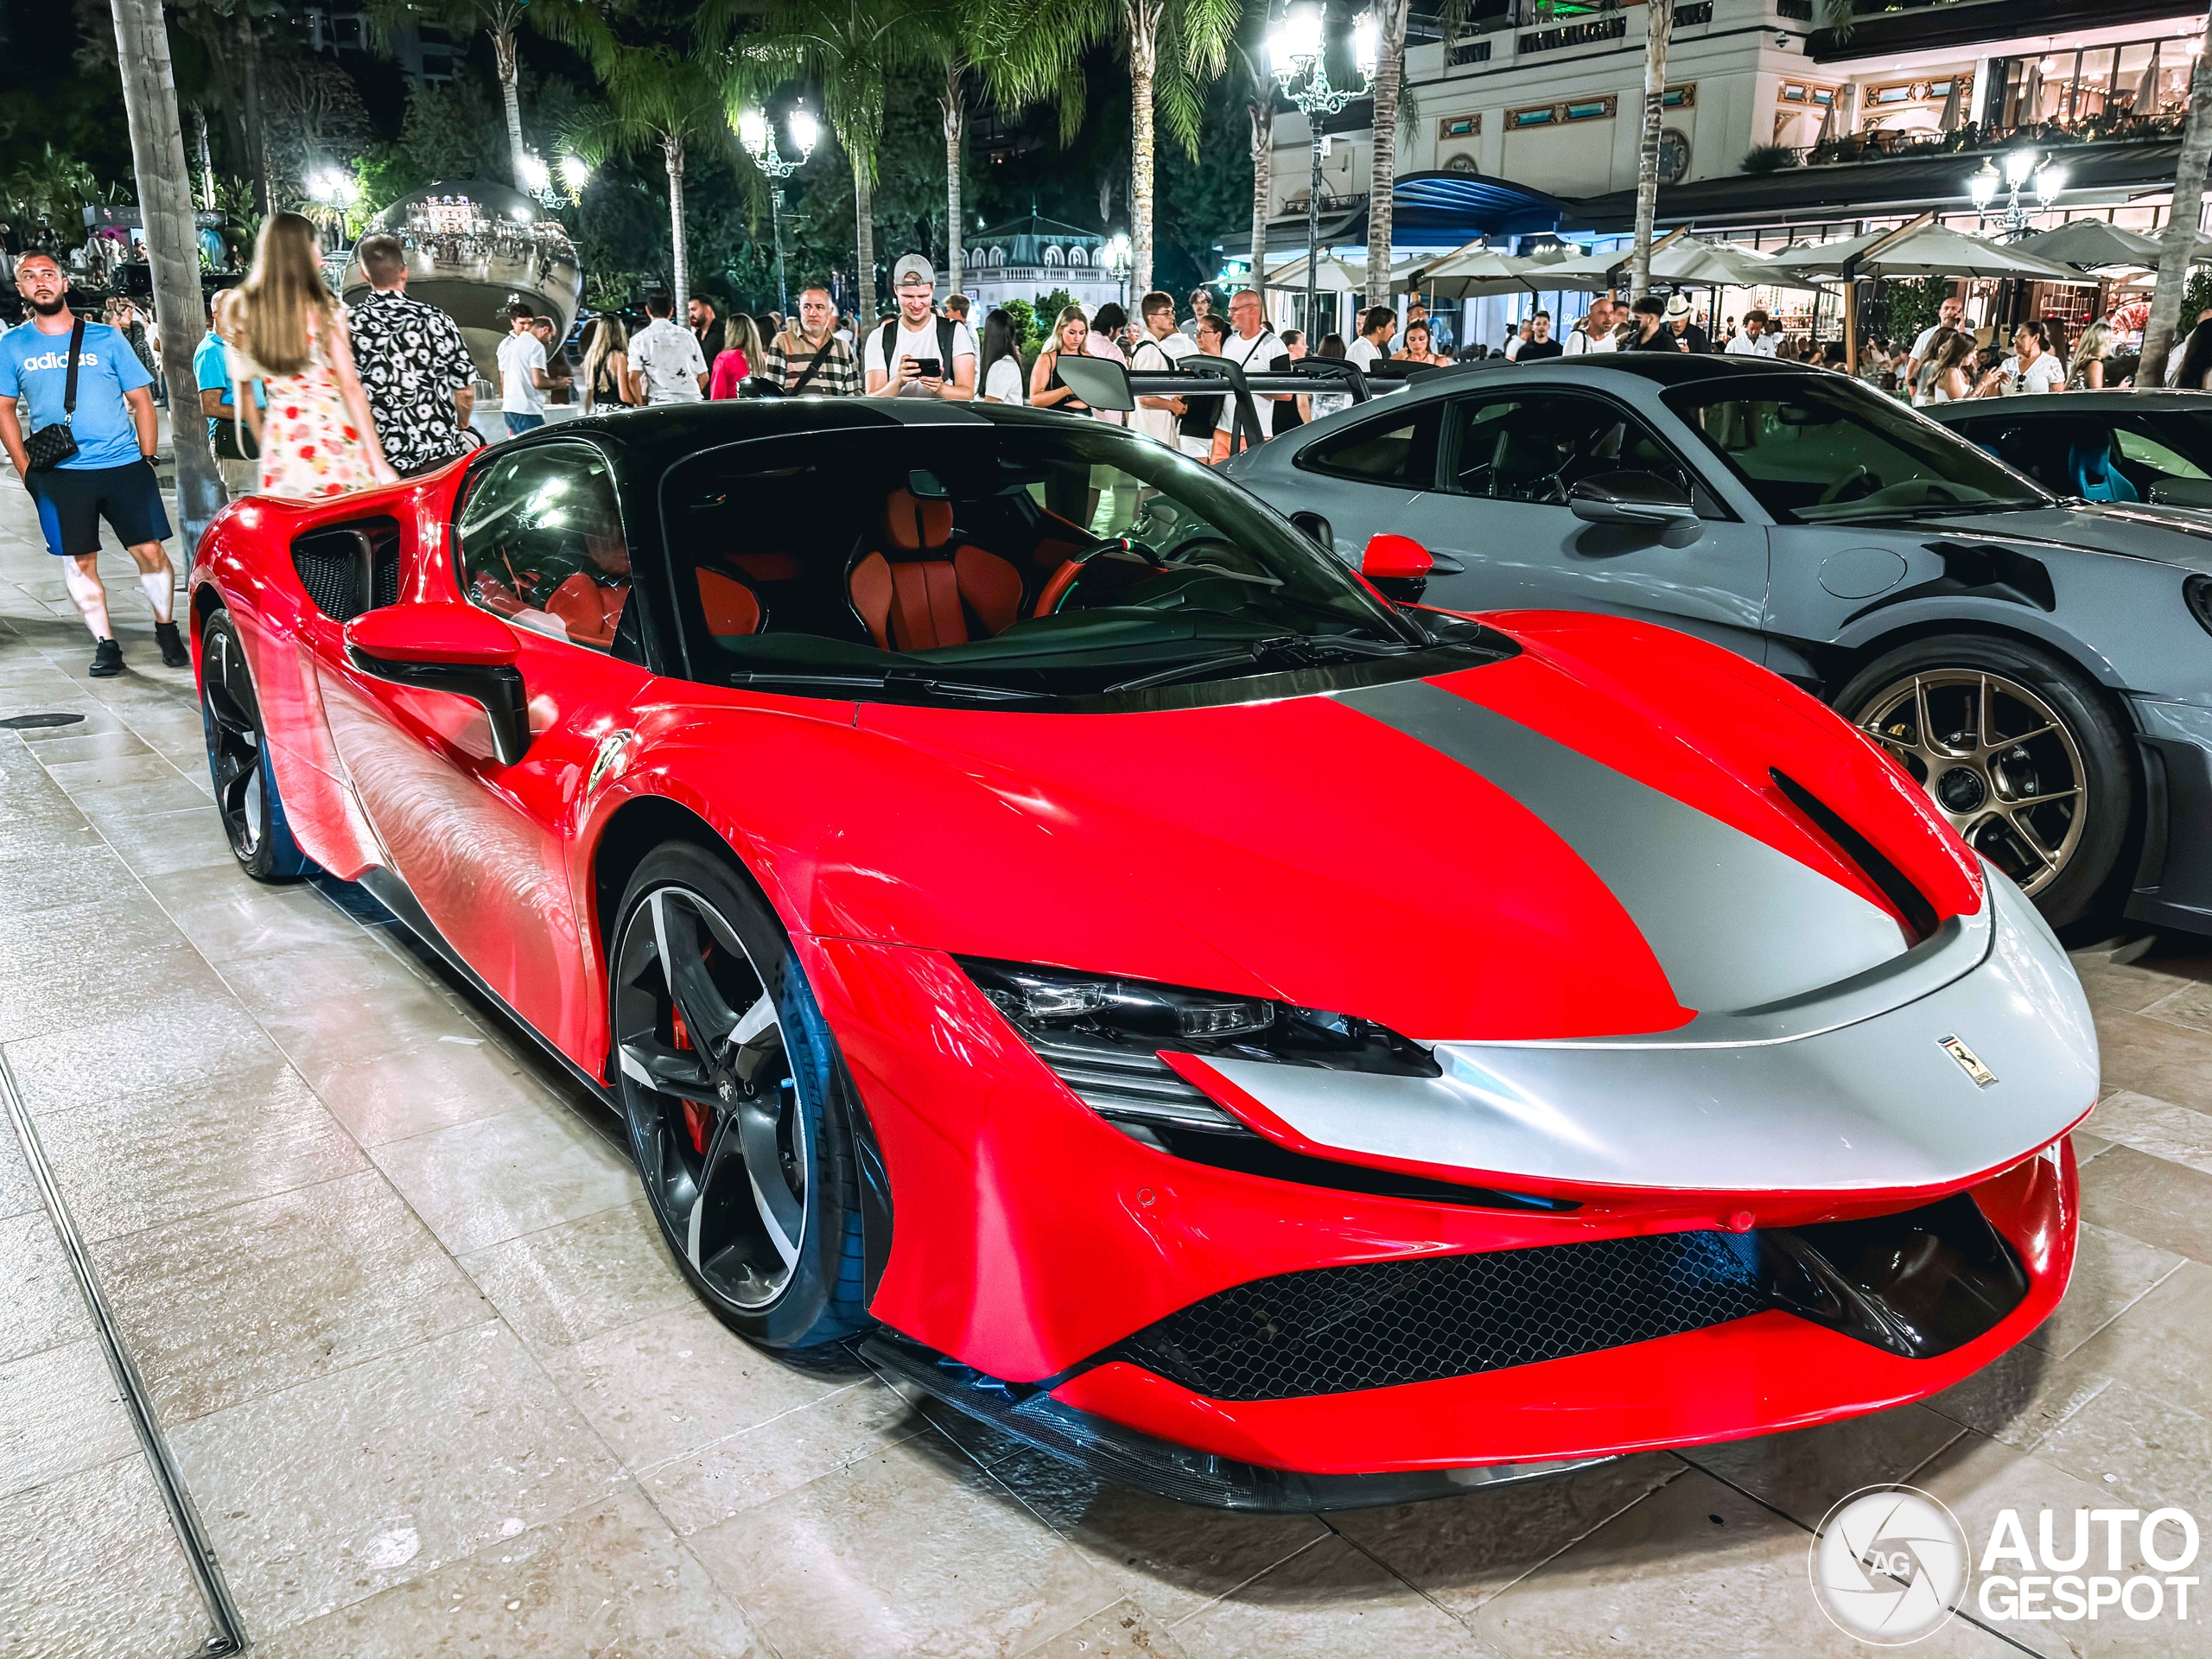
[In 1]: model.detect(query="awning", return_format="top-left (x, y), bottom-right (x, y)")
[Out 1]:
top-left (1226, 170), bottom-right (1573, 259)
top-left (1769, 223), bottom-right (2089, 281)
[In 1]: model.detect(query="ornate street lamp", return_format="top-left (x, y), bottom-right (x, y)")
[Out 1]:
top-left (1103, 231), bottom-right (1132, 308)
top-left (1270, 3), bottom-right (1376, 336)
top-left (1970, 147), bottom-right (2066, 237)
top-left (741, 105), bottom-right (818, 316)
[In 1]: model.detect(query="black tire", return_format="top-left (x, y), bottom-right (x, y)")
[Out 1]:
top-left (607, 842), bottom-right (868, 1349)
top-left (1834, 634), bottom-right (2134, 928)
top-left (199, 608), bottom-right (318, 882)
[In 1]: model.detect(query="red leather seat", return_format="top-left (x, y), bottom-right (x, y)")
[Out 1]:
top-left (849, 487), bottom-right (1024, 651)
top-left (545, 572), bottom-right (628, 649)
top-left (697, 568), bottom-right (763, 638)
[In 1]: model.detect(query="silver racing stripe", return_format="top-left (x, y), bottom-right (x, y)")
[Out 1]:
top-left (1337, 679), bottom-right (1906, 1017)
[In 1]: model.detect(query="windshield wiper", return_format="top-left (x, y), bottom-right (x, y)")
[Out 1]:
top-left (1100, 633), bottom-right (1411, 696)
top-left (729, 670), bottom-right (1053, 702)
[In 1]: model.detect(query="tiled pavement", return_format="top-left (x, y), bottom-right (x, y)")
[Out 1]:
top-left (3, 474), bottom-right (2211, 1658)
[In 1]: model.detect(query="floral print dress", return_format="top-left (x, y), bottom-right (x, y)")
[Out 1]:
top-left (253, 311), bottom-right (377, 500)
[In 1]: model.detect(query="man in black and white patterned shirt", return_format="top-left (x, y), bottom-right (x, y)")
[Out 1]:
top-left (348, 233), bottom-right (475, 476)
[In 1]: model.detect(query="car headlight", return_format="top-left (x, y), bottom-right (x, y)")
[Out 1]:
top-left (957, 957), bottom-right (1439, 1137)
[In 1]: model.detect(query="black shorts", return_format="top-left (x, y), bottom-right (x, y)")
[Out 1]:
top-left (27, 461), bottom-right (172, 558)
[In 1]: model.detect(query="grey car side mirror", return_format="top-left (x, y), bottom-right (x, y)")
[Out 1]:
top-left (1570, 472), bottom-right (1700, 527)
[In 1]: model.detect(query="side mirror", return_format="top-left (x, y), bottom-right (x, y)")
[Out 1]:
top-left (1361, 533), bottom-right (1433, 580)
top-left (1052, 354), bottom-right (1135, 413)
top-left (344, 603), bottom-right (531, 766)
top-left (1569, 472), bottom-right (1700, 527)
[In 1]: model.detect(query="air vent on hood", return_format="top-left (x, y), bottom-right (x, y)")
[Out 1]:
top-left (1770, 768), bottom-right (1938, 944)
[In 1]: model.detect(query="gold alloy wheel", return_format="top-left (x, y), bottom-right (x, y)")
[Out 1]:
top-left (1854, 669), bottom-right (2087, 898)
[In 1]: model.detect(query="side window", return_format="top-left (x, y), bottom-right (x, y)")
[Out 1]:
top-left (1446, 393), bottom-right (1700, 507)
top-left (1298, 401), bottom-right (1443, 488)
top-left (2113, 424), bottom-right (2210, 481)
top-left (456, 443), bottom-right (633, 654)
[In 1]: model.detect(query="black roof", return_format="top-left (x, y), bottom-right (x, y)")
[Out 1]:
top-left (1425, 354), bottom-right (1822, 388)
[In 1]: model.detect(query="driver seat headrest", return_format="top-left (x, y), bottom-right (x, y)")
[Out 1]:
top-left (884, 487), bottom-right (955, 556)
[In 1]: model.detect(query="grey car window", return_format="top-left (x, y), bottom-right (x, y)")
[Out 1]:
top-left (1664, 379), bottom-right (2047, 523)
top-left (1446, 393), bottom-right (1698, 506)
top-left (1297, 402), bottom-right (1443, 488)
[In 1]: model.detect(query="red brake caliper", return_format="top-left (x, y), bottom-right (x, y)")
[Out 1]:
top-left (672, 1004), bottom-right (711, 1156)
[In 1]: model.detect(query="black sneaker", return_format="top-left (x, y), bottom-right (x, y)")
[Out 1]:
top-left (154, 620), bottom-right (190, 668)
top-left (89, 639), bottom-right (124, 677)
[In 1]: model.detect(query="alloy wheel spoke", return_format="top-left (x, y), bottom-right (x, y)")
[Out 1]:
top-left (736, 1096), bottom-right (803, 1268)
top-left (688, 1109), bottom-right (753, 1269)
top-left (617, 1036), bottom-right (721, 1106)
top-left (651, 893), bottom-right (742, 1063)
top-left (2005, 807), bottom-right (2062, 872)
top-left (1976, 674), bottom-right (1999, 753)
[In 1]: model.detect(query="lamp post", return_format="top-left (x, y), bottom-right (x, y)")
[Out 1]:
top-left (1103, 231), bottom-right (1132, 309)
top-left (1270, 3), bottom-right (1376, 338)
top-left (741, 105), bottom-right (818, 316)
top-left (1969, 147), bottom-right (2068, 237)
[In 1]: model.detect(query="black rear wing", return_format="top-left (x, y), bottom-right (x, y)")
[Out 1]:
top-left (1053, 356), bottom-right (1392, 457)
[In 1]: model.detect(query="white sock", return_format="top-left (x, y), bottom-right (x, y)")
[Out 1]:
top-left (138, 563), bottom-right (175, 625)
top-left (62, 562), bottom-right (111, 640)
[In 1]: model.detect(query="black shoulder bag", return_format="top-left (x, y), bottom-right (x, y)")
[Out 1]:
top-left (22, 316), bottom-right (86, 471)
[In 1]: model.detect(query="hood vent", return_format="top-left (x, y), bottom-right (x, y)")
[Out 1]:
top-left (1770, 767), bottom-right (1937, 944)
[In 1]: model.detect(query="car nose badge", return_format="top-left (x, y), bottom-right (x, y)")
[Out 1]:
top-left (1938, 1035), bottom-right (1998, 1089)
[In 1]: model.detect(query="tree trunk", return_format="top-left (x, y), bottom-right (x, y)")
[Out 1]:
top-left (943, 67), bottom-right (964, 299)
top-left (235, 8), bottom-right (270, 215)
top-left (110, 0), bottom-right (226, 565)
top-left (1630, 0), bottom-right (1675, 300)
top-left (493, 29), bottom-right (528, 189)
top-left (1248, 98), bottom-right (1271, 292)
top-left (664, 134), bottom-right (688, 319)
top-left (855, 161), bottom-right (876, 327)
top-left (2142, 30), bottom-right (2212, 386)
top-left (1366, 0), bottom-right (1409, 310)
top-left (1128, 0), bottom-right (1160, 297)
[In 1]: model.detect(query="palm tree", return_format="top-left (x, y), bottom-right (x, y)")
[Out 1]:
top-left (1363, 0), bottom-right (1408, 310)
top-left (366, 0), bottom-right (613, 189)
top-left (990, 0), bottom-right (1242, 298)
top-left (711, 0), bottom-right (924, 330)
top-left (569, 46), bottom-right (728, 315)
top-left (1228, 20), bottom-right (1274, 305)
top-left (912, 1), bottom-right (989, 298)
top-left (2141, 16), bottom-right (2212, 385)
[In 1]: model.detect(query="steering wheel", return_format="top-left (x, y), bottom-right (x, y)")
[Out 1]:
top-left (1162, 535), bottom-right (1242, 568)
top-left (1820, 466), bottom-right (1880, 505)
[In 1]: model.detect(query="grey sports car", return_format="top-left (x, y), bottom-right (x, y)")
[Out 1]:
top-left (1220, 354), bottom-right (2212, 931)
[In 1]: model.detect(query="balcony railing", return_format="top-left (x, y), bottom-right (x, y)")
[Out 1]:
top-left (1676, 2), bottom-right (1713, 22)
top-left (1755, 108), bottom-right (2188, 172)
top-left (1519, 13), bottom-right (1626, 52)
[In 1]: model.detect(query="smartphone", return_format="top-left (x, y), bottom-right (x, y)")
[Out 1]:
top-left (909, 357), bottom-right (943, 380)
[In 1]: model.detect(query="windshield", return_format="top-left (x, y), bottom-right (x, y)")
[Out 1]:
top-left (659, 417), bottom-right (1500, 706)
top-left (1663, 378), bottom-right (2051, 523)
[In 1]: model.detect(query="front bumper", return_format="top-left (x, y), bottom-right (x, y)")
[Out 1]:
top-left (861, 1143), bottom-right (2074, 1507)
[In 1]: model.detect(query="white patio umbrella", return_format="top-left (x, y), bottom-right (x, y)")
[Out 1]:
top-left (1402, 244), bottom-right (1557, 300)
top-left (1769, 223), bottom-right (2087, 282)
top-left (1938, 79), bottom-right (1962, 133)
top-left (1531, 234), bottom-right (1821, 291)
top-left (1262, 250), bottom-right (1379, 294)
top-left (2018, 219), bottom-right (2169, 270)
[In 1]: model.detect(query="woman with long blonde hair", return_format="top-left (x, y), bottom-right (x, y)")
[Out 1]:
top-left (223, 212), bottom-right (392, 496)
top-left (2068, 317), bottom-right (2115, 390)
top-left (1029, 306), bottom-right (1093, 413)
top-left (582, 315), bottom-right (630, 413)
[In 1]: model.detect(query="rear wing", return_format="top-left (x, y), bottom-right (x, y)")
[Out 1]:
top-left (1052, 356), bottom-right (1394, 457)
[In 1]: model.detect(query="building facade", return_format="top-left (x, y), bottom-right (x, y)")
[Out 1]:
top-left (951, 213), bottom-right (1132, 314)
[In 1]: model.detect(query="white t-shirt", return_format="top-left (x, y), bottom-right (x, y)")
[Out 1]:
top-left (631, 318), bottom-right (706, 404)
top-left (1346, 335), bottom-right (1385, 370)
top-left (982, 354), bottom-right (1026, 404)
top-left (1563, 327), bottom-right (1618, 356)
top-left (1215, 327), bottom-right (1290, 434)
top-left (1999, 353), bottom-right (2064, 394)
top-left (862, 316), bottom-right (979, 397)
top-left (1724, 332), bottom-right (1777, 357)
top-left (497, 331), bottom-right (546, 414)
top-left (1910, 323), bottom-right (1950, 364)
top-left (1129, 330), bottom-right (1195, 445)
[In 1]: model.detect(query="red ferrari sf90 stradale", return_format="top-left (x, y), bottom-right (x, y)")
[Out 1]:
top-left (189, 400), bottom-right (2096, 1510)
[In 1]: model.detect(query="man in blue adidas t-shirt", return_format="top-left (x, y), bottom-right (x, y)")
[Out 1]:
top-left (0, 251), bottom-right (188, 676)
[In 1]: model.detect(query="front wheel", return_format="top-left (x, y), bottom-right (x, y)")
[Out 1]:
top-left (1835, 634), bottom-right (2134, 927)
top-left (608, 843), bottom-right (868, 1348)
top-left (199, 608), bottom-right (317, 881)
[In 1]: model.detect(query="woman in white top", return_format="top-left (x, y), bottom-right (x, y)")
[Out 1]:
top-left (978, 308), bottom-right (1026, 404)
top-left (1922, 327), bottom-right (1976, 404)
top-left (1974, 321), bottom-right (2063, 397)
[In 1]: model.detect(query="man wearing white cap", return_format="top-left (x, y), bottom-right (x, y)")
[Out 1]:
top-left (1664, 295), bottom-right (1712, 354)
top-left (864, 255), bottom-right (976, 400)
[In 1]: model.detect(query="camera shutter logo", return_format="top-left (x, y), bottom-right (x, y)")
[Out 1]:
top-left (1809, 1485), bottom-right (1972, 1645)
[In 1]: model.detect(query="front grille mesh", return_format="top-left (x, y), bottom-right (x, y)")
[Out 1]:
top-left (1115, 1230), bottom-right (1769, 1401)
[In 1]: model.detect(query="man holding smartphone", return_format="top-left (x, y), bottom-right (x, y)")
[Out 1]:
top-left (863, 255), bottom-right (976, 400)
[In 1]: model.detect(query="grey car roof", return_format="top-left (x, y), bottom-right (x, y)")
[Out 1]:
top-left (1926, 390), bottom-right (2212, 419)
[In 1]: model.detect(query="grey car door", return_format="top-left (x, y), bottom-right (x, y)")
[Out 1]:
top-left (1388, 388), bottom-right (1772, 662)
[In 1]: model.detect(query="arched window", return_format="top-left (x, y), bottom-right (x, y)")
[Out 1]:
top-left (1043, 245), bottom-right (1065, 266)
top-left (1067, 245), bottom-right (1089, 266)
top-left (988, 245), bottom-right (1006, 267)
